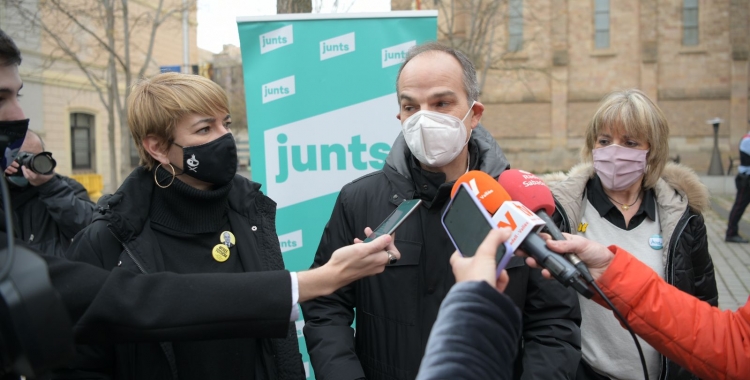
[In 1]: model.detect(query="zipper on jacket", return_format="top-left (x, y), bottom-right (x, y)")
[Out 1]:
top-left (106, 224), bottom-right (147, 275)
top-left (658, 210), bottom-right (693, 380)
top-left (667, 211), bottom-right (692, 285)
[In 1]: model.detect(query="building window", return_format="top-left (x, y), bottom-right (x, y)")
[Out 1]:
top-left (683, 0), bottom-right (699, 46)
top-left (70, 113), bottom-right (94, 170)
top-left (594, 0), bottom-right (610, 49)
top-left (508, 0), bottom-right (523, 52)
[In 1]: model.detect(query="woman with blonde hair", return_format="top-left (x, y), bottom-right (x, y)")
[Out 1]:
top-left (62, 72), bottom-right (399, 380)
top-left (544, 89), bottom-right (717, 380)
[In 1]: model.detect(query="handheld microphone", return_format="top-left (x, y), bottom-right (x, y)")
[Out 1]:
top-left (499, 169), bottom-right (595, 295)
top-left (451, 170), bottom-right (509, 214)
top-left (453, 172), bottom-right (590, 295)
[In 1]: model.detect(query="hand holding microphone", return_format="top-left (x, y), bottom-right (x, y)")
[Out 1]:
top-left (530, 233), bottom-right (615, 282)
top-left (449, 171), bottom-right (593, 298)
top-left (498, 169), bottom-right (596, 289)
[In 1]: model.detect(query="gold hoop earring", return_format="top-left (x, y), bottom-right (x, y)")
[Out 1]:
top-left (154, 163), bottom-right (176, 189)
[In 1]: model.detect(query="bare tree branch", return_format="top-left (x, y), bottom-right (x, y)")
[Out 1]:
top-left (7, 0), bottom-right (197, 190)
top-left (278, 0), bottom-right (312, 13)
top-left (136, 0), bottom-right (165, 80)
top-left (47, 0), bottom-right (128, 71)
top-left (435, 0), bottom-right (551, 97)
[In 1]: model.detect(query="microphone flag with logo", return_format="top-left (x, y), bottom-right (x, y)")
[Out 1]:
top-left (497, 169), bottom-right (555, 216)
top-left (451, 171), bottom-right (545, 251)
top-left (451, 170), bottom-right (510, 214)
top-left (498, 169), bottom-right (595, 297)
top-left (498, 169), bottom-right (564, 241)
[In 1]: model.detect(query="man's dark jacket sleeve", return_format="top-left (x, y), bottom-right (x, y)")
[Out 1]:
top-left (300, 190), bottom-right (363, 379)
top-left (416, 281), bottom-right (522, 380)
top-left (37, 175), bottom-right (94, 241)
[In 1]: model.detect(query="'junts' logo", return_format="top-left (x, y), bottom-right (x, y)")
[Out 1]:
top-left (320, 32), bottom-right (355, 61)
top-left (382, 40), bottom-right (416, 68)
top-left (186, 154), bottom-right (199, 172)
top-left (260, 25), bottom-right (293, 54)
top-left (263, 94), bottom-right (400, 209)
top-left (262, 75), bottom-right (296, 104)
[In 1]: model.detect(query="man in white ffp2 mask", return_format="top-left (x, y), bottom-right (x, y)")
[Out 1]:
top-left (400, 100), bottom-right (477, 168)
top-left (303, 42), bottom-right (582, 380)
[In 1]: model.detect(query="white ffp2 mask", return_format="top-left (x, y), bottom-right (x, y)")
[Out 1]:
top-left (401, 101), bottom-right (475, 167)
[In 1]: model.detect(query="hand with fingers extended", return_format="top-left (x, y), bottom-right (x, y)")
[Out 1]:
top-left (298, 229), bottom-right (400, 303)
top-left (450, 228), bottom-right (512, 293)
top-left (521, 232), bottom-right (614, 282)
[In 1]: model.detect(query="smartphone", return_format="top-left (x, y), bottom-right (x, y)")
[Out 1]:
top-left (442, 183), bottom-right (513, 273)
top-left (364, 199), bottom-right (423, 242)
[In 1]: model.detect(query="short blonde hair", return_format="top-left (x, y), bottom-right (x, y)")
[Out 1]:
top-left (127, 72), bottom-right (229, 169)
top-left (582, 89), bottom-right (670, 189)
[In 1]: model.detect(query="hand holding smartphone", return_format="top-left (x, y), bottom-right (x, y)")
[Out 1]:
top-left (442, 183), bottom-right (513, 276)
top-left (363, 199), bottom-right (423, 243)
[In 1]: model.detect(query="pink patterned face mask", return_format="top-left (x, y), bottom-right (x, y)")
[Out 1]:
top-left (592, 144), bottom-right (649, 191)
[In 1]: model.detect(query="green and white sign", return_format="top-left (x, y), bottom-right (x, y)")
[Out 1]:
top-left (237, 11), bottom-right (437, 378)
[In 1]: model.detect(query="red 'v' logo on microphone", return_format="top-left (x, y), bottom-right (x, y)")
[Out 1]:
top-left (495, 211), bottom-right (517, 230)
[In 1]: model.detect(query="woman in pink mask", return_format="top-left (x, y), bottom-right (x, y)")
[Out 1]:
top-left (542, 89), bottom-right (717, 380)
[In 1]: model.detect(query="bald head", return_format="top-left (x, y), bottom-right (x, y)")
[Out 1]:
top-left (20, 130), bottom-right (44, 154)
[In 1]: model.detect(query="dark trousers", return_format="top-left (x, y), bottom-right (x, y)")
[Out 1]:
top-left (727, 173), bottom-right (750, 237)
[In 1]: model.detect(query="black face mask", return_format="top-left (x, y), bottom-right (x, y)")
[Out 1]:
top-left (174, 133), bottom-right (237, 186)
top-left (0, 119), bottom-right (30, 172)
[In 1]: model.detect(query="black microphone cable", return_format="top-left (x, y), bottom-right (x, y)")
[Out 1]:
top-left (0, 172), bottom-right (15, 282)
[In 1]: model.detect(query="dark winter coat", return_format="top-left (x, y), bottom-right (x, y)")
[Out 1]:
top-left (63, 167), bottom-right (303, 380)
top-left (416, 281), bottom-right (522, 380)
top-left (544, 162), bottom-right (719, 380)
top-left (7, 174), bottom-right (94, 257)
top-left (302, 126), bottom-right (582, 380)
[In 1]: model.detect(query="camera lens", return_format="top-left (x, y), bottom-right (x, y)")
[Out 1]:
top-left (29, 153), bottom-right (56, 175)
top-left (31, 154), bottom-right (55, 174)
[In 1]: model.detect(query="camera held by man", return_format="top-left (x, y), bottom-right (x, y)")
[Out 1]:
top-left (2, 130), bottom-right (95, 258)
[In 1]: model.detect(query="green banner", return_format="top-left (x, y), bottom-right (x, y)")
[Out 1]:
top-left (237, 11), bottom-right (437, 378)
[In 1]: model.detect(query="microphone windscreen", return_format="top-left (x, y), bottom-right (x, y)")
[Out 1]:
top-left (452, 170), bottom-right (511, 214)
top-left (498, 169), bottom-right (555, 216)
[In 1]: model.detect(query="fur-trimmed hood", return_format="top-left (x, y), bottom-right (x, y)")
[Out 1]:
top-left (542, 161), bottom-right (710, 268)
top-left (542, 162), bottom-right (709, 214)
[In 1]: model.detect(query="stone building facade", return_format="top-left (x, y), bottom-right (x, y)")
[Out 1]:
top-left (1, 0), bottom-right (199, 192)
top-left (394, 0), bottom-right (750, 175)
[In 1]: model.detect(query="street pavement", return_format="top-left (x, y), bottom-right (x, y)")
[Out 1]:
top-left (704, 189), bottom-right (750, 311)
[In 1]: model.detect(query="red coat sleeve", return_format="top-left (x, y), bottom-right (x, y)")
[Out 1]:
top-left (595, 246), bottom-right (750, 380)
